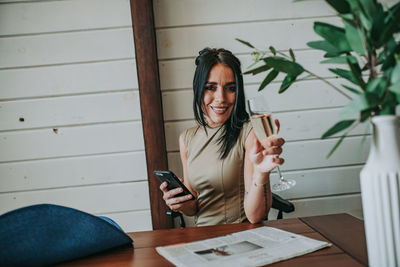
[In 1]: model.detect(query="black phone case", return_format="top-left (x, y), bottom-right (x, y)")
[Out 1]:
top-left (153, 170), bottom-right (194, 198)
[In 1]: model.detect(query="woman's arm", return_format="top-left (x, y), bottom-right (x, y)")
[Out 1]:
top-left (243, 129), bottom-right (285, 223)
top-left (159, 133), bottom-right (197, 216)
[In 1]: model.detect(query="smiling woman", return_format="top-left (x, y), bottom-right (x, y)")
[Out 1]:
top-left (159, 48), bottom-right (286, 226)
top-left (202, 63), bottom-right (236, 128)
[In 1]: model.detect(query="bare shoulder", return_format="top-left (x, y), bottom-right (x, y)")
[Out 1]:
top-left (245, 128), bottom-right (257, 150)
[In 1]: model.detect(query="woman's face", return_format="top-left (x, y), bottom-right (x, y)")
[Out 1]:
top-left (202, 63), bottom-right (236, 128)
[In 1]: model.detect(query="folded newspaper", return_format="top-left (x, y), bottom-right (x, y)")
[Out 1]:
top-left (156, 226), bottom-right (331, 267)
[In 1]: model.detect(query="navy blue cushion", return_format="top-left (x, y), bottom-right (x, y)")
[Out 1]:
top-left (0, 204), bottom-right (133, 266)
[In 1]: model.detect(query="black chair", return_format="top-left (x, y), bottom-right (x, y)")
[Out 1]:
top-left (167, 193), bottom-right (295, 228)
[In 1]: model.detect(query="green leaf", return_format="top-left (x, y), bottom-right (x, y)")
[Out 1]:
top-left (307, 40), bottom-right (341, 55)
top-left (340, 13), bottom-right (355, 21)
top-left (322, 120), bottom-right (355, 139)
top-left (344, 20), bottom-right (367, 55)
top-left (326, 134), bottom-right (347, 158)
top-left (382, 39), bottom-right (400, 71)
top-left (321, 56), bottom-right (349, 64)
top-left (289, 49), bottom-right (296, 62)
top-left (326, 0), bottom-right (350, 13)
top-left (243, 64), bottom-right (271, 75)
top-left (342, 84), bottom-right (362, 95)
top-left (264, 57), bottom-right (304, 77)
top-left (329, 68), bottom-right (358, 85)
top-left (379, 3), bottom-right (400, 45)
top-left (359, 12), bottom-right (372, 31)
top-left (340, 92), bottom-right (380, 116)
top-left (366, 77), bottom-right (387, 98)
top-left (314, 22), bottom-right (351, 52)
top-left (279, 75), bottom-right (297, 93)
top-left (380, 92), bottom-right (397, 115)
top-left (235, 38), bottom-right (255, 49)
top-left (269, 46), bottom-right (276, 55)
top-left (360, 109), bottom-right (373, 122)
top-left (348, 1), bottom-right (363, 15)
top-left (258, 70), bottom-right (279, 91)
top-left (391, 61), bottom-right (400, 84)
top-left (371, 4), bottom-right (385, 46)
top-left (389, 81), bottom-right (400, 94)
top-left (359, 0), bottom-right (376, 19)
top-left (346, 57), bottom-right (366, 88)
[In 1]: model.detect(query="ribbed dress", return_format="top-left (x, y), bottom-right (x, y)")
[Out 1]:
top-left (182, 122), bottom-right (253, 226)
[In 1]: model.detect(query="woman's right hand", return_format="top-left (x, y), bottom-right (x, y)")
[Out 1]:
top-left (159, 180), bottom-right (195, 213)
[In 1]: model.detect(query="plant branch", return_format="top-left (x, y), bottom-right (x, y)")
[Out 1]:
top-left (303, 69), bottom-right (353, 100)
top-left (276, 50), bottom-right (291, 59)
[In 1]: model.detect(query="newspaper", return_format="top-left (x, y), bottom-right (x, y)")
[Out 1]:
top-left (156, 226), bottom-right (331, 267)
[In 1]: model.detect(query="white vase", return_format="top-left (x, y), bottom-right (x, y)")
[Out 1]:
top-left (360, 115), bottom-right (400, 267)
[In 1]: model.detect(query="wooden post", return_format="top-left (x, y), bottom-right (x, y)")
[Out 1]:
top-left (129, 0), bottom-right (173, 229)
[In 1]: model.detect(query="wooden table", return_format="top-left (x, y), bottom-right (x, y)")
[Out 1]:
top-left (60, 213), bottom-right (367, 266)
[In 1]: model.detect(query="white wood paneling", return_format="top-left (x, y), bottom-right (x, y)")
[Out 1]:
top-left (0, 0), bottom-right (131, 36)
top-left (268, 194), bottom-right (362, 220)
top-left (269, 165), bottom-right (362, 199)
top-left (102, 210), bottom-right (152, 232)
top-left (156, 17), bottom-right (341, 59)
top-left (154, 0), bottom-right (335, 28)
top-left (0, 60), bottom-right (138, 100)
top-left (0, 151), bottom-right (147, 192)
top-left (0, 91), bottom-right (141, 131)
top-left (159, 50), bottom-right (345, 91)
top-left (165, 120), bottom-right (197, 151)
top-left (0, 182), bottom-right (150, 214)
top-left (0, 122), bottom-right (144, 162)
top-left (0, 28), bottom-right (135, 68)
top-left (0, 0), bottom-right (151, 230)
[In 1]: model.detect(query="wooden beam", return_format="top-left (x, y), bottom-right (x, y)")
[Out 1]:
top-left (129, 0), bottom-right (173, 229)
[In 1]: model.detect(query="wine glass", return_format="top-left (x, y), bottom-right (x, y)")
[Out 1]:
top-left (247, 95), bottom-right (296, 191)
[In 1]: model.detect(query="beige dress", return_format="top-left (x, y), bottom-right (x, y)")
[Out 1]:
top-left (182, 122), bottom-right (253, 226)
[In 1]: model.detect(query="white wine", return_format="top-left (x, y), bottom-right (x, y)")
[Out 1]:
top-left (250, 114), bottom-right (275, 142)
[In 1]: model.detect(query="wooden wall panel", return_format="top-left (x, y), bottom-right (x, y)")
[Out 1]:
top-left (269, 166), bottom-right (362, 199)
top-left (156, 17), bottom-right (341, 59)
top-left (0, 0), bottom-right (131, 36)
top-left (0, 182), bottom-right (150, 214)
top-left (0, 0), bottom-right (152, 232)
top-left (268, 194), bottom-right (362, 220)
top-left (130, 0), bottom-right (171, 229)
top-left (0, 92), bottom-right (141, 130)
top-left (102, 210), bottom-right (152, 232)
top-left (0, 29), bottom-right (135, 68)
top-left (159, 50), bottom-right (340, 91)
top-left (154, 0), bottom-right (335, 27)
top-left (0, 122), bottom-right (144, 162)
top-left (0, 60), bottom-right (138, 100)
top-left (0, 151), bottom-right (147, 192)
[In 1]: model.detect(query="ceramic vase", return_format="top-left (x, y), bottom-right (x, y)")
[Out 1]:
top-left (360, 115), bottom-right (400, 267)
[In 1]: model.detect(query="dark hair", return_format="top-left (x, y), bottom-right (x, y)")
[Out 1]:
top-left (193, 48), bottom-right (249, 159)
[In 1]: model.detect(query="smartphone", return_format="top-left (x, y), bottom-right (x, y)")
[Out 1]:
top-left (153, 170), bottom-right (195, 199)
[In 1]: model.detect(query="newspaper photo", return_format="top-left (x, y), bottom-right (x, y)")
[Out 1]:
top-left (156, 226), bottom-right (331, 267)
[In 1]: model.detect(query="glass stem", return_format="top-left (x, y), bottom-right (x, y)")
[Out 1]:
top-left (277, 167), bottom-right (284, 181)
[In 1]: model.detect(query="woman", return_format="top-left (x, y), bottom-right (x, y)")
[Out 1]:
top-left (160, 48), bottom-right (285, 225)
